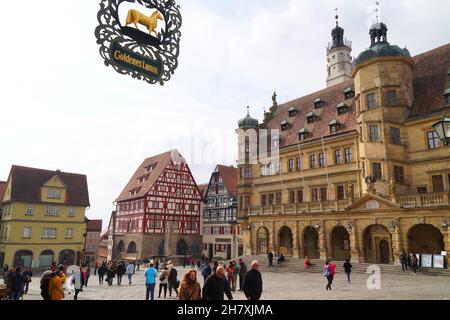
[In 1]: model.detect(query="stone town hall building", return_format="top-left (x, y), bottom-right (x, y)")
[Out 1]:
top-left (237, 18), bottom-right (450, 265)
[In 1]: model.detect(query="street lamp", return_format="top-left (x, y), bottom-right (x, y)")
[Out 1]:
top-left (432, 114), bottom-right (450, 146)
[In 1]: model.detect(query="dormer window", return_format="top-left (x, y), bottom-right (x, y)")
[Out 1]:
top-left (129, 187), bottom-right (141, 196)
top-left (298, 128), bottom-right (309, 141)
top-left (329, 119), bottom-right (341, 134)
top-left (288, 107), bottom-right (298, 117)
top-left (281, 120), bottom-right (290, 131)
top-left (271, 134), bottom-right (281, 148)
top-left (314, 98), bottom-right (325, 109)
top-left (336, 102), bottom-right (348, 115)
top-left (144, 163), bottom-right (157, 173)
top-left (306, 112), bottom-right (317, 124)
top-left (138, 174), bottom-right (150, 183)
top-left (343, 87), bottom-right (355, 99)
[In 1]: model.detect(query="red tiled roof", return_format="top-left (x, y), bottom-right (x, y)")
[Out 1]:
top-left (217, 165), bottom-right (238, 197)
top-left (6, 166), bottom-right (89, 206)
top-left (0, 181), bottom-right (6, 202)
top-left (409, 43), bottom-right (450, 118)
top-left (267, 80), bottom-right (356, 147)
top-left (265, 43), bottom-right (450, 147)
top-left (86, 219), bottom-right (102, 231)
top-left (115, 149), bottom-right (188, 202)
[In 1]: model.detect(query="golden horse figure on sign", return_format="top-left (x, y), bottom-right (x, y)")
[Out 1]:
top-left (125, 9), bottom-right (163, 37)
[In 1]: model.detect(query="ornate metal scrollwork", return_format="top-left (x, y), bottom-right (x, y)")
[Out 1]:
top-left (95, 0), bottom-right (182, 85)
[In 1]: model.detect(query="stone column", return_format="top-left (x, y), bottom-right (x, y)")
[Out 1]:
top-left (390, 221), bottom-right (402, 264)
top-left (292, 222), bottom-right (299, 258)
top-left (297, 224), bottom-right (304, 258)
top-left (269, 222), bottom-right (276, 253)
top-left (349, 224), bottom-right (360, 262)
top-left (318, 224), bottom-right (328, 260)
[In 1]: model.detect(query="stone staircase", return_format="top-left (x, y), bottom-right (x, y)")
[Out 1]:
top-left (236, 255), bottom-right (450, 277)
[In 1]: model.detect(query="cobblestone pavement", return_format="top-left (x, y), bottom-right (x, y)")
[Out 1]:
top-left (21, 267), bottom-right (450, 300)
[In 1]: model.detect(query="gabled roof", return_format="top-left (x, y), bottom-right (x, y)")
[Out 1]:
top-left (267, 80), bottom-right (356, 147)
top-left (0, 181), bottom-right (6, 202)
top-left (216, 165), bottom-right (238, 197)
top-left (197, 183), bottom-right (209, 200)
top-left (5, 166), bottom-right (89, 206)
top-left (409, 43), bottom-right (450, 119)
top-left (264, 42), bottom-right (450, 147)
top-left (115, 149), bottom-right (185, 202)
top-left (86, 219), bottom-right (103, 232)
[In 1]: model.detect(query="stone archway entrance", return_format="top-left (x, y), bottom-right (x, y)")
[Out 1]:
top-left (176, 239), bottom-right (189, 256)
top-left (408, 224), bottom-right (444, 254)
top-left (14, 250), bottom-right (33, 268)
top-left (303, 226), bottom-right (320, 259)
top-left (278, 226), bottom-right (293, 256)
top-left (39, 250), bottom-right (54, 269)
top-left (364, 224), bottom-right (392, 264)
top-left (256, 227), bottom-right (269, 254)
top-left (59, 250), bottom-right (75, 266)
top-left (331, 226), bottom-right (351, 261)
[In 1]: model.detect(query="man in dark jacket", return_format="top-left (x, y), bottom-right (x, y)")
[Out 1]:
top-left (202, 266), bottom-right (233, 300)
top-left (40, 270), bottom-right (52, 300)
top-left (116, 262), bottom-right (126, 286)
top-left (267, 252), bottom-right (274, 268)
top-left (238, 259), bottom-right (247, 291)
top-left (243, 261), bottom-right (263, 301)
top-left (9, 267), bottom-right (26, 300)
top-left (201, 262), bottom-right (212, 282)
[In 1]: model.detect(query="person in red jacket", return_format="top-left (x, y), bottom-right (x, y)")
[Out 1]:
top-left (324, 259), bottom-right (336, 291)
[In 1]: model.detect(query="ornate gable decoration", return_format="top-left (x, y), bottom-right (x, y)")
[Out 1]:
top-left (345, 194), bottom-right (400, 211)
top-left (95, 0), bottom-right (182, 85)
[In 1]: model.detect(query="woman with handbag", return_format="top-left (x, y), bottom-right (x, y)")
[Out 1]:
top-left (178, 270), bottom-right (201, 300)
top-left (158, 267), bottom-right (169, 299)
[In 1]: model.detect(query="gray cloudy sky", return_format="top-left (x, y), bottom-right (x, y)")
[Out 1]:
top-left (1, 0), bottom-right (449, 228)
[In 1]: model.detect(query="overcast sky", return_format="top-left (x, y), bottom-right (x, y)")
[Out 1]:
top-left (1, 0), bottom-right (449, 228)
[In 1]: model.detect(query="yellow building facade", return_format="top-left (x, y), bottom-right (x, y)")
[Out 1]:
top-left (237, 22), bottom-right (450, 265)
top-left (0, 166), bottom-right (90, 269)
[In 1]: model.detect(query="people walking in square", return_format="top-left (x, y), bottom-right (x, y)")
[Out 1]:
top-left (243, 260), bottom-right (263, 301)
top-left (72, 266), bottom-right (85, 301)
top-left (410, 254), bottom-right (419, 274)
top-left (324, 259), bottom-right (336, 291)
top-left (201, 261), bottom-right (212, 282)
top-left (98, 262), bottom-right (107, 285)
top-left (126, 262), bottom-right (135, 285)
top-left (238, 259), bottom-right (247, 291)
top-left (400, 253), bottom-right (408, 271)
top-left (304, 256), bottom-right (312, 269)
top-left (202, 266), bottom-right (233, 301)
top-left (212, 260), bottom-right (219, 274)
top-left (343, 258), bottom-right (352, 284)
top-left (85, 264), bottom-right (91, 286)
top-left (179, 269), bottom-right (202, 300)
top-left (145, 262), bottom-right (157, 300)
top-left (9, 267), bottom-right (26, 300)
top-left (277, 253), bottom-right (285, 264)
top-left (106, 262), bottom-right (116, 286)
top-left (168, 264), bottom-right (179, 297)
top-left (23, 267), bottom-right (33, 294)
top-left (158, 267), bottom-right (169, 298)
top-left (49, 266), bottom-right (66, 300)
top-left (40, 270), bottom-right (52, 300)
top-left (117, 261), bottom-right (126, 286)
top-left (94, 261), bottom-right (99, 276)
top-left (3, 264), bottom-right (9, 281)
top-left (226, 261), bottom-right (237, 292)
top-left (267, 251), bottom-right (274, 268)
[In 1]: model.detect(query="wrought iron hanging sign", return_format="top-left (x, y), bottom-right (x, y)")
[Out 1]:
top-left (95, 0), bottom-right (182, 85)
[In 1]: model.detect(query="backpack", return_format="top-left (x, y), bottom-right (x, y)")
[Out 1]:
top-left (323, 265), bottom-right (330, 277)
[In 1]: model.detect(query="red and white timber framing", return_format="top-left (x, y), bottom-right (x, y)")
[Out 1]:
top-left (115, 160), bottom-right (202, 236)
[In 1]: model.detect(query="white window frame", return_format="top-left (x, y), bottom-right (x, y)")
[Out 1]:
top-left (23, 227), bottom-right (32, 238)
top-left (66, 228), bottom-right (73, 239)
top-left (68, 207), bottom-right (76, 217)
top-left (25, 205), bottom-right (33, 216)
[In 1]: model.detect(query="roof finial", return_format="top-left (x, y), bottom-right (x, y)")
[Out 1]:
top-left (375, 1), bottom-right (380, 23)
top-left (334, 8), bottom-right (339, 26)
top-left (246, 105), bottom-right (250, 115)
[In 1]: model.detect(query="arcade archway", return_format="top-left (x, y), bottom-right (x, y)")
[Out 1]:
top-left (331, 226), bottom-right (351, 261)
top-left (408, 224), bottom-right (444, 254)
top-left (303, 226), bottom-right (320, 259)
top-left (278, 226), bottom-right (293, 256)
top-left (363, 224), bottom-right (392, 264)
